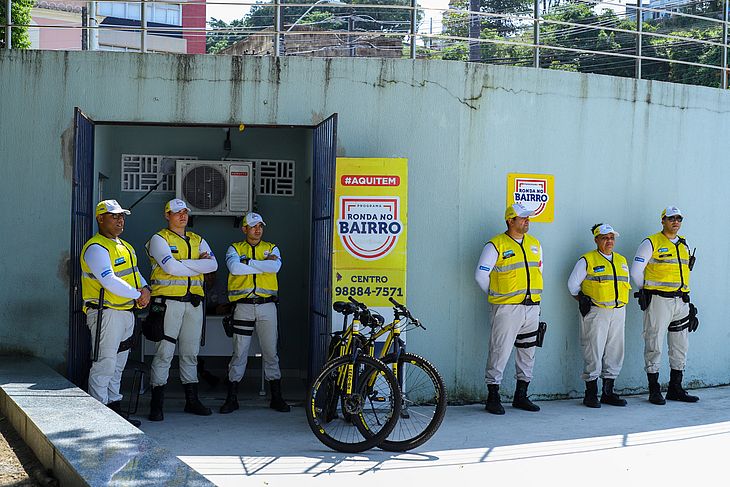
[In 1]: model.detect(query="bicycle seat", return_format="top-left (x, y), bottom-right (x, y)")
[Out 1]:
top-left (333, 301), bottom-right (358, 315)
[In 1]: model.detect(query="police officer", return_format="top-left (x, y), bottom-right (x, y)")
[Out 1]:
top-left (631, 206), bottom-right (699, 405)
top-left (219, 212), bottom-right (290, 413)
top-left (81, 200), bottom-right (150, 427)
top-left (567, 224), bottom-right (630, 408)
top-left (475, 203), bottom-right (543, 415)
top-left (145, 199), bottom-right (218, 421)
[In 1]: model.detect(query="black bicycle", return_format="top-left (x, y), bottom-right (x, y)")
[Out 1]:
top-left (305, 302), bottom-right (402, 453)
top-left (350, 296), bottom-right (447, 451)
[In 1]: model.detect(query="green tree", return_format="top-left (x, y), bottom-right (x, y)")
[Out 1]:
top-left (242, 0), bottom-right (419, 31)
top-left (206, 18), bottom-right (247, 53)
top-left (442, 0), bottom-right (532, 39)
top-left (539, 3), bottom-right (643, 77)
top-left (0, 0), bottom-right (33, 49)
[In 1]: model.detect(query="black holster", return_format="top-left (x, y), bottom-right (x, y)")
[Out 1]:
top-left (222, 304), bottom-right (255, 337)
top-left (578, 292), bottom-right (592, 317)
top-left (667, 303), bottom-right (699, 333)
top-left (515, 321), bottom-right (547, 348)
top-left (635, 289), bottom-right (652, 311)
top-left (143, 300), bottom-right (168, 342)
top-left (222, 314), bottom-right (234, 338)
top-left (688, 303), bottom-right (699, 332)
top-left (117, 315), bottom-right (141, 353)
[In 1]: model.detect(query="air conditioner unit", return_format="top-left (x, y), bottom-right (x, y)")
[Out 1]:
top-left (176, 160), bottom-right (253, 216)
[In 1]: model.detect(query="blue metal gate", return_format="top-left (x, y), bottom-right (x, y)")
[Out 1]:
top-left (308, 114), bottom-right (338, 383)
top-left (67, 108), bottom-right (95, 387)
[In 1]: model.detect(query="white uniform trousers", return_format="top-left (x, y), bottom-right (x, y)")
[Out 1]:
top-left (86, 308), bottom-right (135, 405)
top-left (580, 306), bottom-right (625, 381)
top-left (150, 299), bottom-right (204, 387)
top-left (228, 302), bottom-right (281, 382)
top-left (485, 304), bottom-right (539, 385)
top-left (643, 296), bottom-right (690, 373)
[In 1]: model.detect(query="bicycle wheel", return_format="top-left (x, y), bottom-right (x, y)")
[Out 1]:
top-left (378, 352), bottom-right (447, 452)
top-left (306, 354), bottom-right (401, 453)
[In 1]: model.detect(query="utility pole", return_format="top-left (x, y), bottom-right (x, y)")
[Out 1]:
top-left (469, 0), bottom-right (480, 62)
top-left (5, 0), bottom-right (11, 49)
top-left (635, 0), bottom-right (642, 80)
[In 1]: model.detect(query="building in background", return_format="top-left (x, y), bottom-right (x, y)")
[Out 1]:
top-left (29, 0), bottom-right (206, 53)
top-left (220, 24), bottom-right (403, 57)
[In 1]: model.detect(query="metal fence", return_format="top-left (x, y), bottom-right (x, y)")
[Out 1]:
top-left (3, 0), bottom-right (730, 89)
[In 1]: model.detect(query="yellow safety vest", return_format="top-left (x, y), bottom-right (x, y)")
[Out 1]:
top-left (487, 233), bottom-right (543, 305)
top-left (580, 250), bottom-right (631, 308)
top-left (80, 233), bottom-right (142, 313)
top-left (228, 240), bottom-right (279, 302)
top-left (644, 232), bottom-right (691, 293)
top-left (148, 228), bottom-right (205, 298)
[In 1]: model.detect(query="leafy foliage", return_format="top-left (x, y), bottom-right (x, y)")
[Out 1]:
top-left (0, 0), bottom-right (33, 49)
top-left (440, 0), bottom-right (728, 88)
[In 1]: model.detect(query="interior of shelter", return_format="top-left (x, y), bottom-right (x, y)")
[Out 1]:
top-left (90, 123), bottom-right (315, 398)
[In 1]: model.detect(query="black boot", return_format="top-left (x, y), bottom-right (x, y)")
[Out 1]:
top-left (583, 379), bottom-right (601, 408)
top-left (666, 369), bottom-right (699, 403)
top-left (183, 383), bottom-right (212, 416)
top-left (269, 379), bottom-right (291, 412)
top-left (485, 384), bottom-right (505, 415)
top-left (108, 401), bottom-right (142, 427)
top-left (148, 385), bottom-right (165, 422)
top-left (512, 380), bottom-right (540, 412)
top-left (600, 378), bottom-right (627, 407)
top-left (647, 372), bottom-right (666, 405)
top-left (219, 380), bottom-right (240, 414)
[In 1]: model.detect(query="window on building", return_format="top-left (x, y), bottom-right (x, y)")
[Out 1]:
top-left (97, 1), bottom-right (181, 26)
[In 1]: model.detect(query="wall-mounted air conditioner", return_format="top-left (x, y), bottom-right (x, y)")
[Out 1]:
top-left (176, 160), bottom-right (253, 216)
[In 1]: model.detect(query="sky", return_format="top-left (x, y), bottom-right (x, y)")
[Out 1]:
top-left (206, 0), bottom-right (452, 33)
top-left (205, 0), bottom-right (631, 33)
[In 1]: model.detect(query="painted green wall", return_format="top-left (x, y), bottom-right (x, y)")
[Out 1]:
top-left (1, 50), bottom-right (729, 398)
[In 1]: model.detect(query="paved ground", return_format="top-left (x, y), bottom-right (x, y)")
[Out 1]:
top-left (138, 385), bottom-right (730, 486)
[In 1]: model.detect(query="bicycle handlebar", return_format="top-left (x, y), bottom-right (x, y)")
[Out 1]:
top-left (347, 295), bottom-right (425, 330)
top-left (348, 296), bottom-right (367, 310)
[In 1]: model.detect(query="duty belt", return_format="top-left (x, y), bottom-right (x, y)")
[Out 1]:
top-left (85, 302), bottom-right (132, 311)
top-left (155, 294), bottom-right (202, 306)
top-left (521, 296), bottom-right (540, 306)
top-left (648, 290), bottom-right (689, 300)
top-left (237, 296), bottom-right (277, 305)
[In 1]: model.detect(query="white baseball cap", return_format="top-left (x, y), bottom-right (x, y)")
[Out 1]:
top-left (165, 198), bottom-right (189, 213)
top-left (593, 223), bottom-right (620, 237)
top-left (95, 199), bottom-right (131, 217)
top-left (505, 203), bottom-right (535, 220)
top-left (661, 206), bottom-right (683, 219)
top-left (243, 212), bottom-right (266, 227)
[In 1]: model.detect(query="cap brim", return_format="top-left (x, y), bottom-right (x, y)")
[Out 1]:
top-left (109, 209), bottom-right (131, 215)
top-left (516, 210), bottom-right (535, 218)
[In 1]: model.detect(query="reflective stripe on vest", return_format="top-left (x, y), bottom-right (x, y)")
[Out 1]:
top-left (487, 233), bottom-right (543, 305)
top-left (644, 232), bottom-right (691, 293)
top-left (228, 240), bottom-right (279, 301)
top-left (148, 229), bottom-right (205, 298)
top-left (580, 250), bottom-right (631, 308)
top-left (80, 234), bottom-right (141, 312)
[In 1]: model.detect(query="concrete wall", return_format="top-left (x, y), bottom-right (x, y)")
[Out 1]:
top-left (1, 50), bottom-right (729, 398)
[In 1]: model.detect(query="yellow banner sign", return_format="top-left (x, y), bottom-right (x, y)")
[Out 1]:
top-left (507, 173), bottom-right (555, 223)
top-left (333, 158), bottom-right (408, 307)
